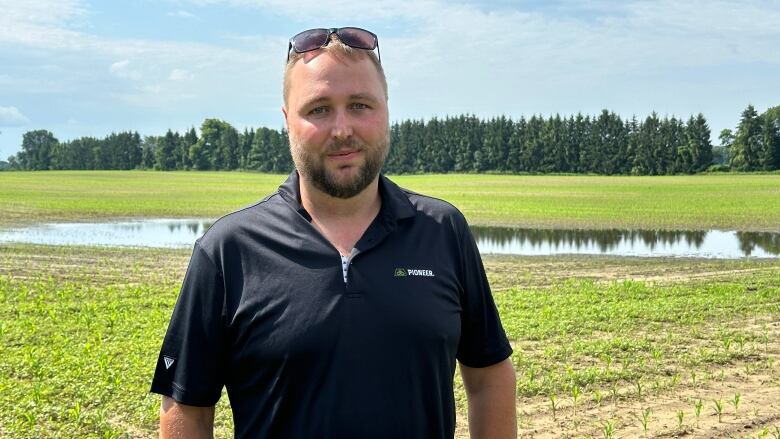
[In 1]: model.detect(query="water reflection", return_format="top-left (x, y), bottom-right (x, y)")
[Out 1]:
top-left (0, 219), bottom-right (213, 248)
top-left (0, 220), bottom-right (778, 259)
top-left (471, 226), bottom-right (780, 258)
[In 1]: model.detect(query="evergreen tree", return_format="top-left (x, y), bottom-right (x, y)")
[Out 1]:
top-left (659, 117), bottom-right (684, 175)
top-left (538, 115), bottom-right (564, 173)
top-left (588, 110), bottom-right (626, 175)
top-left (758, 106), bottom-right (780, 170)
top-left (624, 116), bottom-right (640, 174)
top-left (506, 117), bottom-right (526, 173)
top-left (51, 137), bottom-right (97, 170)
top-left (178, 127), bottom-right (198, 170)
top-left (270, 128), bottom-right (293, 173)
top-left (247, 127), bottom-right (271, 171)
top-left (564, 114), bottom-right (586, 173)
top-left (686, 113), bottom-right (713, 172)
top-left (239, 128), bottom-right (255, 169)
top-left (731, 105), bottom-right (762, 171)
top-left (633, 113), bottom-right (661, 175)
top-left (522, 115), bottom-right (544, 173)
top-left (141, 136), bottom-right (160, 169)
top-left (156, 130), bottom-right (179, 170)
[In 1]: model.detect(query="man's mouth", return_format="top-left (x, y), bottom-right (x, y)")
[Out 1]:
top-left (327, 149), bottom-right (361, 160)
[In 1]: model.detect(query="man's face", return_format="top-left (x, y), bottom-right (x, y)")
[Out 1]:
top-left (283, 51), bottom-right (389, 199)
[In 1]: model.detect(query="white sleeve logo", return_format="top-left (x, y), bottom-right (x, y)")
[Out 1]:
top-left (163, 356), bottom-right (175, 369)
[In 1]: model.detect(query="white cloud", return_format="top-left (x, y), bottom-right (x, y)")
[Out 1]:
top-left (167, 10), bottom-right (197, 19)
top-left (0, 0), bottom-right (89, 49)
top-left (169, 69), bottom-right (195, 81)
top-left (110, 59), bottom-right (143, 80)
top-left (0, 106), bottom-right (31, 127)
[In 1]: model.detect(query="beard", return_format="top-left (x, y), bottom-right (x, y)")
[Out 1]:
top-left (291, 134), bottom-right (389, 199)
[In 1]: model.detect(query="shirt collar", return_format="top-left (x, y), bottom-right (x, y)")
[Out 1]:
top-left (277, 170), bottom-right (416, 224)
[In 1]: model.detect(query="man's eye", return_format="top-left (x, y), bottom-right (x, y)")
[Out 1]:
top-left (308, 106), bottom-right (328, 115)
top-left (350, 103), bottom-right (369, 110)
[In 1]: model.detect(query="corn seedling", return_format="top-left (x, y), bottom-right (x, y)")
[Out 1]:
top-left (635, 407), bottom-right (651, 437)
top-left (22, 411), bottom-right (36, 430)
top-left (675, 410), bottom-right (684, 431)
top-left (713, 399), bottom-right (724, 422)
top-left (601, 353), bottom-right (613, 372)
top-left (722, 336), bottom-right (732, 352)
top-left (694, 398), bottom-right (703, 428)
top-left (594, 389), bottom-right (604, 407)
top-left (730, 392), bottom-right (741, 416)
top-left (772, 426), bottom-right (780, 439)
top-left (762, 326), bottom-right (770, 353)
top-left (571, 384), bottom-right (582, 418)
top-left (610, 384), bottom-right (619, 403)
top-left (68, 401), bottom-right (82, 422)
top-left (601, 419), bottom-right (615, 439)
top-left (634, 378), bottom-right (643, 397)
top-left (549, 394), bottom-right (558, 420)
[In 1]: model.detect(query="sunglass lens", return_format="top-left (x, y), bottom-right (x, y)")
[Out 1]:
top-left (336, 27), bottom-right (376, 50)
top-left (292, 28), bottom-right (330, 53)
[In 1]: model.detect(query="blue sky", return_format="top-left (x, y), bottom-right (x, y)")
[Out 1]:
top-left (1, 0), bottom-right (779, 161)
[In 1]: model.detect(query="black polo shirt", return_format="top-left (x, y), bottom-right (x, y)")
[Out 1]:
top-left (151, 172), bottom-right (512, 438)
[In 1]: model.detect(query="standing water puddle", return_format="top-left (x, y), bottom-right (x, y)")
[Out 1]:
top-left (0, 219), bottom-right (778, 259)
top-left (470, 226), bottom-right (780, 259)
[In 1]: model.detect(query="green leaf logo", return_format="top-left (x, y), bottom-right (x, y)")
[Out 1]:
top-left (394, 268), bottom-right (407, 277)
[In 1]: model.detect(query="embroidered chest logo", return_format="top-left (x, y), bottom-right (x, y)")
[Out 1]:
top-left (394, 268), bottom-right (435, 277)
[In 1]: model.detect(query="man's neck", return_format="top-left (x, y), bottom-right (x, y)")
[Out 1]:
top-left (298, 174), bottom-right (382, 255)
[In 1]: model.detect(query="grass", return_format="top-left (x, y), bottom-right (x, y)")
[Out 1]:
top-left (1, 171), bottom-right (780, 230)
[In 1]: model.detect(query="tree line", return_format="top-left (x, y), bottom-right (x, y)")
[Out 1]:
top-left (3, 105), bottom-right (778, 174)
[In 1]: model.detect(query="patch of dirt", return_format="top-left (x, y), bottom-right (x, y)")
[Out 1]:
top-left (483, 254), bottom-right (780, 291)
top-left (454, 316), bottom-right (780, 439)
top-left (0, 244), bottom-right (191, 288)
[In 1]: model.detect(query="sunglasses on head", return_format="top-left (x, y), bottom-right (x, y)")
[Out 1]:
top-left (287, 27), bottom-right (380, 62)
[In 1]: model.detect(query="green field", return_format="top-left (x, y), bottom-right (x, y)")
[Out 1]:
top-left (1, 171), bottom-right (779, 230)
top-left (1, 171), bottom-right (779, 438)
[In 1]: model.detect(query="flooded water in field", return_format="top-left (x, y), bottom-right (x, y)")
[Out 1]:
top-left (470, 226), bottom-right (780, 258)
top-left (0, 219), bottom-right (213, 249)
top-left (0, 219), bottom-right (778, 258)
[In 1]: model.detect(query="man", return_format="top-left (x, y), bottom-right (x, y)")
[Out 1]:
top-left (151, 27), bottom-right (516, 438)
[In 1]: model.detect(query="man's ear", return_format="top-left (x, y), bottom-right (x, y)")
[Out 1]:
top-left (281, 105), bottom-right (289, 129)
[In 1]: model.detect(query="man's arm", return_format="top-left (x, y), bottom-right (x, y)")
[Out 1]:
top-left (160, 396), bottom-right (215, 439)
top-left (460, 358), bottom-right (517, 439)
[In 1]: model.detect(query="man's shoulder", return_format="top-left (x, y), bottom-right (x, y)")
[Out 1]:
top-left (196, 190), bottom-right (286, 251)
top-left (383, 177), bottom-right (469, 230)
top-left (403, 188), bottom-right (462, 217)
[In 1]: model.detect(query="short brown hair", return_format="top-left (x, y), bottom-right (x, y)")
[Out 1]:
top-left (283, 36), bottom-right (387, 107)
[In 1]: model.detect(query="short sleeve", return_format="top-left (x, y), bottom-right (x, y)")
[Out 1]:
top-left (150, 241), bottom-right (227, 406)
top-left (455, 223), bottom-right (513, 368)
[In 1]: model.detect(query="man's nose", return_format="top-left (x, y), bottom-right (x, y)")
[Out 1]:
top-left (331, 109), bottom-right (353, 140)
